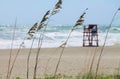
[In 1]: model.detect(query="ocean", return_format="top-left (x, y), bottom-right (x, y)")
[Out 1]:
top-left (0, 24), bottom-right (120, 49)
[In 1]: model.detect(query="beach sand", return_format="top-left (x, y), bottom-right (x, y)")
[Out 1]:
top-left (0, 45), bottom-right (120, 78)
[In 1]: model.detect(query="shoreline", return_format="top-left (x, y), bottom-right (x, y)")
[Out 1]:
top-left (0, 45), bottom-right (120, 78)
top-left (0, 44), bottom-right (120, 50)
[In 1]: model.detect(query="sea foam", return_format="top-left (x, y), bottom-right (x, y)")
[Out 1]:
top-left (0, 25), bottom-right (120, 49)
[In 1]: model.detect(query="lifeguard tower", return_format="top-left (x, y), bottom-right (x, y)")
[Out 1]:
top-left (83, 24), bottom-right (99, 47)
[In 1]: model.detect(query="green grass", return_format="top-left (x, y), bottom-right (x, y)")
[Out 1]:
top-left (12, 73), bottom-right (120, 79)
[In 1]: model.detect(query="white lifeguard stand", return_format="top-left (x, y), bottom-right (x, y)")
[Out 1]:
top-left (83, 24), bottom-right (99, 47)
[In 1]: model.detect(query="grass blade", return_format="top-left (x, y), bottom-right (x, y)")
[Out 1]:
top-left (94, 8), bottom-right (119, 79)
top-left (6, 18), bottom-right (17, 79)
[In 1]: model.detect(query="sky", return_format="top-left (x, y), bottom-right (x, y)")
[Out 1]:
top-left (0, 0), bottom-right (120, 26)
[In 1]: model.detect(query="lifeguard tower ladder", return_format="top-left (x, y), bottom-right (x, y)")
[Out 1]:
top-left (83, 24), bottom-right (99, 47)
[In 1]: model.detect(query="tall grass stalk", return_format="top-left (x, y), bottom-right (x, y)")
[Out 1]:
top-left (6, 18), bottom-right (17, 79)
top-left (33, 11), bottom-right (59, 79)
top-left (33, 31), bottom-right (44, 79)
top-left (8, 22), bottom-right (38, 79)
top-left (89, 47), bottom-right (98, 73)
top-left (84, 47), bottom-right (94, 72)
top-left (54, 8), bottom-right (88, 77)
top-left (94, 8), bottom-right (120, 79)
top-left (26, 38), bottom-right (35, 79)
top-left (33, 1), bottom-right (62, 78)
top-left (53, 31), bottom-right (73, 77)
top-left (33, 10), bottom-right (51, 79)
top-left (33, 15), bottom-right (54, 79)
top-left (7, 40), bottom-right (25, 79)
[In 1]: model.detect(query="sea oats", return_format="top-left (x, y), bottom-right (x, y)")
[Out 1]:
top-left (54, 8), bottom-right (88, 77)
top-left (51, 0), bottom-right (62, 15)
top-left (27, 22), bottom-right (38, 39)
top-left (74, 8), bottom-right (88, 28)
top-left (37, 10), bottom-right (50, 31)
top-left (33, 1), bottom-right (63, 79)
top-left (94, 7), bottom-right (120, 79)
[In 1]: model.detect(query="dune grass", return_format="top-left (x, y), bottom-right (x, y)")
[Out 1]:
top-left (6, 18), bottom-right (17, 79)
top-left (12, 73), bottom-right (120, 79)
top-left (2, 0), bottom-right (120, 79)
top-left (53, 8), bottom-right (88, 77)
top-left (33, 0), bottom-right (62, 78)
top-left (94, 8), bottom-right (120, 79)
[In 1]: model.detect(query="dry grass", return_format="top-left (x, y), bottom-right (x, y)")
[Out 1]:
top-left (2, 1), bottom-right (120, 79)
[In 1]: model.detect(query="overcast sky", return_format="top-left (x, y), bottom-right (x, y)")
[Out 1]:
top-left (0, 0), bottom-right (120, 26)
